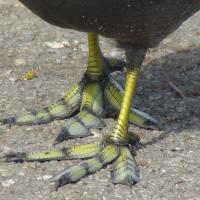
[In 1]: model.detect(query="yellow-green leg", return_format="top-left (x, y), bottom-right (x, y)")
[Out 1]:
top-left (85, 33), bottom-right (104, 80)
top-left (109, 68), bottom-right (141, 184)
top-left (4, 68), bottom-right (142, 187)
top-left (53, 33), bottom-right (106, 144)
top-left (1, 33), bottom-right (157, 145)
top-left (4, 142), bottom-right (104, 162)
top-left (109, 68), bottom-right (140, 145)
top-left (2, 35), bottom-right (157, 188)
top-left (50, 67), bottom-right (142, 187)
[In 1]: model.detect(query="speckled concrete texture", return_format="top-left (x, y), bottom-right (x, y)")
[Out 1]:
top-left (0, 1), bottom-right (200, 200)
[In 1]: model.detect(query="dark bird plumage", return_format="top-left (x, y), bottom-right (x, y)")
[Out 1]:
top-left (19, 0), bottom-right (200, 47)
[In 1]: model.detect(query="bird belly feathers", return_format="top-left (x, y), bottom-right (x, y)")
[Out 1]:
top-left (19, 0), bottom-right (200, 47)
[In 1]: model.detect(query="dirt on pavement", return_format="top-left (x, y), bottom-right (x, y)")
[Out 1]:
top-left (0, 1), bottom-right (200, 200)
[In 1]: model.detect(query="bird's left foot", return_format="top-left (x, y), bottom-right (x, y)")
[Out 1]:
top-left (3, 131), bottom-right (141, 189)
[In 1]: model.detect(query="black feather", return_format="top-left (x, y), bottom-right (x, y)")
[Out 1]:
top-left (19, 0), bottom-right (200, 48)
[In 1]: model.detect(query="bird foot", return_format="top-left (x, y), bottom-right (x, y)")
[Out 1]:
top-left (0, 58), bottom-right (158, 146)
top-left (3, 132), bottom-right (141, 189)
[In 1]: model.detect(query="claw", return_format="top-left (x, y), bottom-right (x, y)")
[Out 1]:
top-left (51, 144), bottom-right (119, 189)
top-left (3, 152), bottom-right (27, 162)
top-left (0, 117), bottom-right (16, 125)
top-left (54, 104), bottom-right (105, 145)
top-left (112, 147), bottom-right (140, 185)
top-left (53, 118), bottom-right (91, 145)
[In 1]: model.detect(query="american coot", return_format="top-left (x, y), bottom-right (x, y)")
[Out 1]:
top-left (2, 0), bottom-right (200, 189)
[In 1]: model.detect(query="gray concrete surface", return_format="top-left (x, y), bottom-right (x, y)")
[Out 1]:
top-left (0, 1), bottom-right (200, 200)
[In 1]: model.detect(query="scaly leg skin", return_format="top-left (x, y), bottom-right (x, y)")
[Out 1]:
top-left (4, 44), bottom-right (149, 188)
top-left (4, 132), bottom-right (141, 189)
top-left (0, 33), bottom-right (158, 146)
top-left (3, 132), bottom-right (140, 162)
top-left (4, 142), bottom-right (105, 162)
top-left (49, 46), bottom-right (147, 188)
top-left (2, 34), bottom-right (156, 188)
